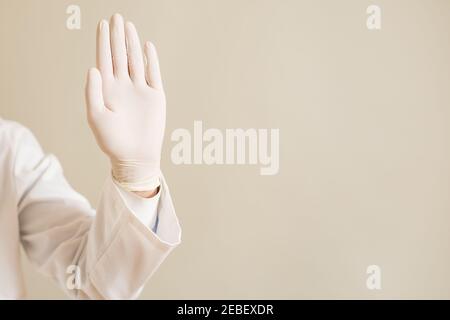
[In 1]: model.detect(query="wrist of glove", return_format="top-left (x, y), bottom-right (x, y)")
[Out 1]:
top-left (111, 159), bottom-right (161, 192)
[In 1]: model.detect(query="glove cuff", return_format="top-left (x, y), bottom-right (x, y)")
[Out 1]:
top-left (111, 160), bottom-right (161, 192)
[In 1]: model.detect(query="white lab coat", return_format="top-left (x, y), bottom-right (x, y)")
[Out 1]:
top-left (0, 119), bottom-right (181, 299)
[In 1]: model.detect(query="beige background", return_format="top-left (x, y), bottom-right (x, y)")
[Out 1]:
top-left (1, 0), bottom-right (450, 299)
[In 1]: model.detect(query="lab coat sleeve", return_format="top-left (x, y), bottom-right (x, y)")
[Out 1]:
top-left (13, 126), bottom-right (181, 299)
top-left (115, 184), bottom-right (160, 233)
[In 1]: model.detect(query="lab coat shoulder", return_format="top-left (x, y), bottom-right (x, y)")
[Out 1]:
top-left (0, 118), bottom-right (39, 149)
top-left (0, 119), bottom-right (36, 167)
top-left (1, 119), bottom-right (182, 299)
top-left (1, 120), bottom-right (93, 217)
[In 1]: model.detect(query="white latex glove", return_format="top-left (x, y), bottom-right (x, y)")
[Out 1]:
top-left (85, 14), bottom-right (165, 192)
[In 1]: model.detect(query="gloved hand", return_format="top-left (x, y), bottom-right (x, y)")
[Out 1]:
top-left (85, 14), bottom-right (165, 193)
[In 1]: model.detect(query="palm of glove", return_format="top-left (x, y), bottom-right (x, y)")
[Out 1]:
top-left (93, 79), bottom-right (166, 165)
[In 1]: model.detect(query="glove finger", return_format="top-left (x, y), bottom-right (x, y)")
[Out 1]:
top-left (96, 19), bottom-right (113, 79)
top-left (144, 41), bottom-right (164, 90)
top-left (125, 22), bottom-right (145, 84)
top-left (85, 68), bottom-right (105, 117)
top-left (110, 14), bottom-right (129, 79)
